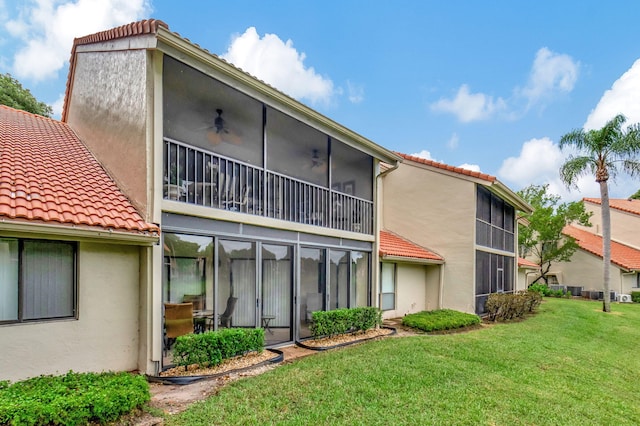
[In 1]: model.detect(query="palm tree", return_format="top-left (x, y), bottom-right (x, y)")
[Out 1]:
top-left (559, 114), bottom-right (640, 312)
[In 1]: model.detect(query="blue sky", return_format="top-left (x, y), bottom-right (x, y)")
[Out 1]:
top-left (2, 0), bottom-right (640, 201)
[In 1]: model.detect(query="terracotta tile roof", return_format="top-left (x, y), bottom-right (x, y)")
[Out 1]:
top-left (563, 225), bottom-right (640, 271)
top-left (61, 19), bottom-right (168, 121)
top-left (583, 198), bottom-right (640, 216)
top-left (395, 152), bottom-right (496, 183)
top-left (380, 230), bottom-right (444, 262)
top-left (0, 105), bottom-right (159, 235)
top-left (518, 257), bottom-right (540, 269)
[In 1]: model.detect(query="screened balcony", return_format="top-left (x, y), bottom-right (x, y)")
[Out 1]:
top-left (163, 138), bottom-right (373, 234)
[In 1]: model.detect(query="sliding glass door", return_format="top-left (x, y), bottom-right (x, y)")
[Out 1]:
top-left (218, 240), bottom-right (256, 328)
top-left (262, 244), bottom-right (293, 345)
top-left (299, 247), bottom-right (326, 339)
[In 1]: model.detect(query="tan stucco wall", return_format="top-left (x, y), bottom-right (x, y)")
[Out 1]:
top-left (382, 163), bottom-right (477, 313)
top-left (553, 248), bottom-right (626, 293)
top-left (383, 263), bottom-right (426, 319)
top-left (65, 49), bottom-right (150, 219)
top-left (0, 242), bottom-right (141, 383)
top-left (580, 201), bottom-right (640, 249)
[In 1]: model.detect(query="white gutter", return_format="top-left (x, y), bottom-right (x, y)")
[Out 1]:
top-left (0, 220), bottom-right (159, 246)
top-left (380, 255), bottom-right (444, 265)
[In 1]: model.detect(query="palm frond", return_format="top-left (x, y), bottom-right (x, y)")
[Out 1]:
top-left (622, 159), bottom-right (640, 177)
top-left (559, 156), bottom-right (595, 188)
top-left (558, 128), bottom-right (586, 150)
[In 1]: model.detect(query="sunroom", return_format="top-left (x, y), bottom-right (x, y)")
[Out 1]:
top-left (160, 54), bottom-right (398, 357)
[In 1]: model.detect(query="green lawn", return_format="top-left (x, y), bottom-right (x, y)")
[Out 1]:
top-left (167, 299), bottom-right (640, 425)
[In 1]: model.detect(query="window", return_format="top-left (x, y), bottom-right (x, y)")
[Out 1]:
top-left (380, 263), bottom-right (396, 310)
top-left (0, 238), bottom-right (76, 323)
top-left (475, 251), bottom-right (514, 315)
top-left (476, 186), bottom-right (515, 252)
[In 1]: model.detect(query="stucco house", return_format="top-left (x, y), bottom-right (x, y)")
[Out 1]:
top-left (380, 153), bottom-right (532, 316)
top-left (542, 198), bottom-right (640, 298)
top-left (54, 19), bottom-right (401, 376)
top-left (0, 105), bottom-right (159, 382)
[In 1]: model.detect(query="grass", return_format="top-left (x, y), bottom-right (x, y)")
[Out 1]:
top-left (167, 299), bottom-right (640, 425)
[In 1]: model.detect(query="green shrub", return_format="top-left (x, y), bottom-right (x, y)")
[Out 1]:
top-left (172, 327), bottom-right (264, 369)
top-left (528, 283), bottom-right (572, 298)
top-left (402, 309), bottom-right (480, 332)
top-left (528, 283), bottom-right (549, 295)
top-left (310, 307), bottom-right (382, 338)
top-left (631, 291), bottom-right (640, 303)
top-left (0, 371), bottom-right (149, 426)
top-left (485, 291), bottom-right (542, 321)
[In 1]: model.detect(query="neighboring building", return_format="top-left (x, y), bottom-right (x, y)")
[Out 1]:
top-left (379, 230), bottom-right (444, 318)
top-left (518, 257), bottom-right (540, 289)
top-left (59, 19), bottom-right (399, 376)
top-left (0, 105), bottom-right (159, 382)
top-left (380, 153), bottom-right (532, 316)
top-left (580, 198), bottom-right (640, 249)
top-left (543, 198), bottom-right (640, 298)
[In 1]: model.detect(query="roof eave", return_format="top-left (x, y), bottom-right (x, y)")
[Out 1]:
top-left (154, 26), bottom-right (401, 165)
top-left (380, 254), bottom-right (445, 265)
top-left (486, 181), bottom-right (533, 213)
top-left (0, 220), bottom-right (159, 246)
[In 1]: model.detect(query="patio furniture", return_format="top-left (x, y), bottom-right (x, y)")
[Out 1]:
top-left (261, 315), bottom-right (276, 334)
top-left (218, 296), bottom-right (238, 328)
top-left (164, 302), bottom-right (194, 352)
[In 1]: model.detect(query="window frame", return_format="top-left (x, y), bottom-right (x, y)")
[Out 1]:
top-left (0, 238), bottom-right (78, 324)
top-left (380, 262), bottom-right (397, 311)
top-left (476, 186), bottom-right (516, 252)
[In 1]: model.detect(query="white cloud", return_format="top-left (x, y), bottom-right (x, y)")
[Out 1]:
top-left (51, 92), bottom-right (66, 118)
top-left (447, 132), bottom-right (459, 149)
top-left (6, 0), bottom-right (150, 82)
top-left (584, 58), bottom-right (640, 130)
top-left (410, 150), bottom-right (437, 161)
top-left (346, 80), bottom-right (364, 104)
top-left (498, 137), bottom-right (601, 202)
top-left (222, 27), bottom-right (335, 106)
top-left (459, 163), bottom-right (481, 172)
top-left (519, 47), bottom-right (579, 106)
top-left (430, 84), bottom-right (507, 123)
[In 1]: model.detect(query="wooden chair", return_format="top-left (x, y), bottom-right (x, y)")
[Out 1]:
top-left (164, 302), bottom-right (194, 352)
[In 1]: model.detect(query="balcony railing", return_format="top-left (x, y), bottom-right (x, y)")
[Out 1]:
top-left (163, 138), bottom-right (373, 234)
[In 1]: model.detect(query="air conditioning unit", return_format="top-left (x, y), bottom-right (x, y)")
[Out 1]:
top-left (616, 294), bottom-right (632, 303)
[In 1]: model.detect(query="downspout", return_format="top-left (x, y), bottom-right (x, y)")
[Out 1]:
top-left (374, 161), bottom-right (400, 310)
top-left (438, 262), bottom-right (445, 309)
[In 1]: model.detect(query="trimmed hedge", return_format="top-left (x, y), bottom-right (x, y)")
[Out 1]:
top-left (485, 290), bottom-right (542, 322)
top-left (402, 309), bottom-right (481, 332)
top-left (631, 291), bottom-right (640, 303)
top-left (0, 371), bottom-right (149, 426)
top-left (173, 327), bottom-right (264, 369)
top-left (309, 307), bottom-right (382, 338)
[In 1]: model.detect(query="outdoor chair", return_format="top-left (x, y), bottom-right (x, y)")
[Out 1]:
top-left (164, 302), bottom-right (194, 353)
top-left (218, 296), bottom-right (238, 328)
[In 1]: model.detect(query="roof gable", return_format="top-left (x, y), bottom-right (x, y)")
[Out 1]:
top-left (518, 257), bottom-right (540, 269)
top-left (563, 225), bottom-right (640, 271)
top-left (62, 19), bottom-right (168, 122)
top-left (583, 198), bottom-right (640, 217)
top-left (395, 152), bottom-right (496, 183)
top-left (380, 230), bottom-right (444, 262)
top-left (0, 105), bottom-right (158, 235)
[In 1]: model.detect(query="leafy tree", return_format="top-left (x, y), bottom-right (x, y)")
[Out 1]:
top-left (0, 73), bottom-right (52, 117)
top-left (559, 114), bottom-right (640, 312)
top-left (630, 189), bottom-right (640, 199)
top-left (518, 184), bottom-right (591, 285)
